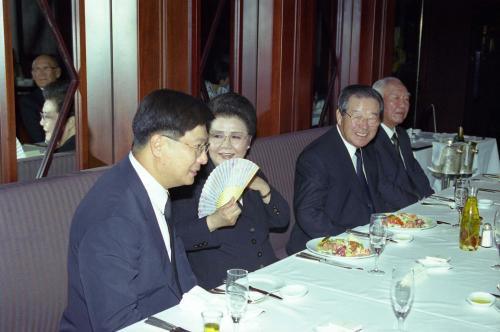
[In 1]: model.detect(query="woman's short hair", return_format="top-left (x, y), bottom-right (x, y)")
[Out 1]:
top-left (207, 92), bottom-right (257, 137)
top-left (132, 89), bottom-right (214, 147)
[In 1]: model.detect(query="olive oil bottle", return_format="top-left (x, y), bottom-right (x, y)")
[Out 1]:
top-left (459, 186), bottom-right (480, 250)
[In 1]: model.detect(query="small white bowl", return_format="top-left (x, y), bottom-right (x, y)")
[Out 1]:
top-left (392, 233), bottom-right (414, 244)
top-left (478, 199), bottom-right (493, 209)
top-left (279, 284), bottom-right (308, 300)
top-left (466, 292), bottom-right (496, 307)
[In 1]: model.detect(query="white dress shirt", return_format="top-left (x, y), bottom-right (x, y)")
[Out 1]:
top-left (336, 125), bottom-right (361, 174)
top-left (129, 152), bottom-right (172, 259)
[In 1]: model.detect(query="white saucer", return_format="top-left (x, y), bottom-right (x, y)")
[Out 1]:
top-left (466, 292), bottom-right (495, 307)
top-left (279, 284), bottom-right (308, 300)
top-left (392, 233), bottom-right (414, 244)
top-left (478, 199), bottom-right (493, 209)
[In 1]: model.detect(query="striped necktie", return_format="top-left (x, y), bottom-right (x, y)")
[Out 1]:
top-left (355, 148), bottom-right (374, 213)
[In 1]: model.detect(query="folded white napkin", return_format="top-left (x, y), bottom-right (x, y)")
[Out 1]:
top-left (314, 321), bottom-right (362, 332)
top-left (416, 256), bottom-right (452, 274)
top-left (179, 286), bottom-right (264, 321)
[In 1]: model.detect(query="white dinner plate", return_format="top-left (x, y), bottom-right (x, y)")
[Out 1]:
top-left (247, 274), bottom-right (285, 293)
top-left (306, 236), bottom-right (375, 260)
top-left (384, 213), bottom-right (437, 232)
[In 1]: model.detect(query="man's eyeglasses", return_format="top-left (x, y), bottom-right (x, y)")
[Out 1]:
top-left (344, 112), bottom-right (380, 127)
top-left (39, 112), bottom-right (57, 121)
top-left (208, 131), bottom-right (249, 148)
top-left (32, 66), bottom-right (58, 74)
top-left (161, 135), bottom-right (209, 157)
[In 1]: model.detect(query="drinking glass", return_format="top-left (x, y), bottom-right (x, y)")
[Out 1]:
top-left (390, 267), bottom-right (415, 331)
top-left (491, 210), bottom-right (500, 271)
top-left (201, 310), bottom-right (223, 332)
top-left (454, 178), bottom-right (469, 223)
top-left (226, 269), bottom-right (249, 332)
top-left (368, 213), bottom-right (388, 275)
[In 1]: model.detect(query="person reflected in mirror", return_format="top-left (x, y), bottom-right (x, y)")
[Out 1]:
top-left (40, 80), bottom-right (75, 152)
top-left (371, 77), bottom-right (434, 210)
top-left (61, 90), bottom-right (213, 331)
top-left (18, 54), bottom-right (61, 143)
top-left (172, 92), bottom-right (290, 290)
top-left (287, 85), bottom-right (388, 255)
top-left (204, 55), bottom-right (230, 100)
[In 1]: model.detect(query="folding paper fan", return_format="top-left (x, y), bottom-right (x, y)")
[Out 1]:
top-left (198, 158), bottom-right (259, 218)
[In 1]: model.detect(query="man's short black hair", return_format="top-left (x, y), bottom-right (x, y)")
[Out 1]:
top-left (207, 92), bottom-right (257, 137)
top-left (338, 84), bottom-right (384, 120)
top-left (132, 89), bottom-right (214, 148)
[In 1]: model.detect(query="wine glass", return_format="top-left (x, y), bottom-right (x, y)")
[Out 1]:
top-left (491, 210), bottom-right (500, 271)
top-left (368, 213), bottom-right (388, 275)
top-left (226, 269), bottom-right (249, 332)
top-left (390, 267), bottom-right (415, 331)
top-left (454, 178), bottom-right (469, 223)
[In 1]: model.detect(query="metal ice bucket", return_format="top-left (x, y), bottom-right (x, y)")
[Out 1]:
top-left (436, 142), bottom-right (463, 175)
top-left (459, 141), bottom-right (478, 175)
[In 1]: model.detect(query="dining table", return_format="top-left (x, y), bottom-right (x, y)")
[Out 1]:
top-left (120, 175), bottom-right (500, 332)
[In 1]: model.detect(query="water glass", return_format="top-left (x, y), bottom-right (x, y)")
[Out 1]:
top-left (454, 178), bottom-right (469, 221)
top-left (202, 310), bottom-right (223, 332)
top-left (491, 210), bottom-right (500, 271)
top-left (226, 269), bottom-right (249, 332)
top-left (368, 213), bottom-right (388, 275)
top-left (390, 267), bottom-right (415, 331)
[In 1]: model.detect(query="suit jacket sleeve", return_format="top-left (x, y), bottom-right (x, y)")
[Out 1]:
top-left (294, 150), bottom-right (345, 237)
top-left (78, 216), bottom-right (150, 331)
top-left (252, 171), bottom-right (290, 230)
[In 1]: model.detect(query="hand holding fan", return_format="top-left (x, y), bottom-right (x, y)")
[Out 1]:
top-left (198, 158), bottom-right (259, 218)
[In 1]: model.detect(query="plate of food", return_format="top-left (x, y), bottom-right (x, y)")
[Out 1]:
top-left (306, 235), bottom-right (374, 259)
top-left (383, 213), bottom-right (436, 231)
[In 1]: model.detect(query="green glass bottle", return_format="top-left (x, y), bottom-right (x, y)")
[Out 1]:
top-left (459, 186), bottom-right (480, 250)
top-left (453, 126), bottom-right (465, 143)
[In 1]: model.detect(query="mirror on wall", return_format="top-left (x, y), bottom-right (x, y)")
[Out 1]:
top-left (10, 0), bottom-right (76, 181)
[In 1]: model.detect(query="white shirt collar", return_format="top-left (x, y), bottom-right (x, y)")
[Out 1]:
top-left (381, 123), bottom-right (396, 139)
top-left (336, 125), bottom-right (357, 159)
top-left (128, 152), bottom-right (169, 215)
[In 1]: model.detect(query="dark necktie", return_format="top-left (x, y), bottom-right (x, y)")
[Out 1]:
top-left (164, 199), bottom-right (182, 296)
top-left (355, 149), bottom-right (374, 213)
top-left (391, 132), bottom-right (406, 168)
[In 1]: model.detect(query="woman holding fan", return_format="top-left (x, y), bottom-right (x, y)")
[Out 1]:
top-left (172, 93), bottom-right (290, 290)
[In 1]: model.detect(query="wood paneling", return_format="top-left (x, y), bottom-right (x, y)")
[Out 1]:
top-left (85, 0), bottom-right (113, 165)
top-left (111, 0), bottom-right (137, 160)
top-left (0, 0), bottom-right (17, 183)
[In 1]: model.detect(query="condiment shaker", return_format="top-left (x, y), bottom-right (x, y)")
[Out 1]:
top-left (480, 223), bottom-right (493, 248)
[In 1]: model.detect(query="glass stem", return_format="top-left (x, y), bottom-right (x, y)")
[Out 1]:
top-left (233, 322), bottom-right (240, 332)
top-left (374, 254), bottom-right (379, 271)
top-left (397, 317), bottom-right (405, 331)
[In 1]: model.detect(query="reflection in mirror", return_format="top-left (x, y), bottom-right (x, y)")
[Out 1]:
top-left (10, 0), bottom-right (76, 180)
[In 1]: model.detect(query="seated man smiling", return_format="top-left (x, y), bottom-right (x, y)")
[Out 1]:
top-left (287, 85), bottom-right (388, 255)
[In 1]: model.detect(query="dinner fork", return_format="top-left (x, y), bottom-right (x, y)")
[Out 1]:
top-left (421, 202), bottom-right (454, 209)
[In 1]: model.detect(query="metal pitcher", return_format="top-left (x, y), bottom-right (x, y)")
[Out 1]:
top-left (436, 142), bottom-right (463, 175)
top-left (460, 141), bottom-right (478, 175)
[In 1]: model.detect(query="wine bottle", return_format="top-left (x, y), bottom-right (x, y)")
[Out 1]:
top-left (459, 186), bottom-right (480, 251)
top-left (453, 126), bottom-right (465, 142)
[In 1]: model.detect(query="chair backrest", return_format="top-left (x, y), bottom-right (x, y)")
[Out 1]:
top-left (247, 126), bottom-right (331, 258)
top-left (0, 168), bottom-right (105, 332)
top-left (17, 151), bottom-right (76, 182)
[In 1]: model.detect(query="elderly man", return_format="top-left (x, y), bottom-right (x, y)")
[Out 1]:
top-left (18, 54), bottom-right (61, 143)
top-left (286, 85), bottom-right (387, 255)
top-left (60, 90), bottom-right (214, 332)
top-left (372, 77), bottom-right (433, 210)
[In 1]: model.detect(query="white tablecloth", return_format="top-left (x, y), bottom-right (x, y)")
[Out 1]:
top-left (121, 177), bottom-right (500, 332)
top-left (412, 132), bottom-right (500, 191)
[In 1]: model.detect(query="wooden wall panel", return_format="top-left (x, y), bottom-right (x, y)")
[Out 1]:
top-left (111, 0), bottom-right (137, 160)
top-left (85, 0), bottom-right (113, 165)
top-left (0, 0), bottom-right (16, 182)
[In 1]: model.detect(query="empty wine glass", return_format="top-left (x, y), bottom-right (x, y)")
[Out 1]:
top-left (491, 210), bottom-right (500, 271)
top-left (226, 269), bottom-right (249, 332)
top-left (368, 213), bottom-right (388, 275)
top-left (390, 267), bottom-right (415, 331)
top-left (454, 178), bottom-right (469, 223)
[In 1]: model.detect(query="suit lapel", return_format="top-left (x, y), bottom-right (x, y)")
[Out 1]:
top-left (122, 158), bottom-right (182, 299)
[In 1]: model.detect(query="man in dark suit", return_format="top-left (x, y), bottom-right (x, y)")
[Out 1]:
top-left (18, 54), bottom-right (61, 143)
top-left (371, 77), bottom-right (433, 210)
top-left (60, 90), bottom-right (214, 332)
top-left (287, 85), bottom-right (387, 255)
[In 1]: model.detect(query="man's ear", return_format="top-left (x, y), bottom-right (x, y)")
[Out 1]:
top-left (55, 67), bottom-right (62, 79)
top-left (335, 109), bottom-right (342, 125)
top-left (149, 134), bottom-right (165, 158)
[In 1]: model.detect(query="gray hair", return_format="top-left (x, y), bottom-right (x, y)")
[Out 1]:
top-left (372, 77), bottom-right (404, 96)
